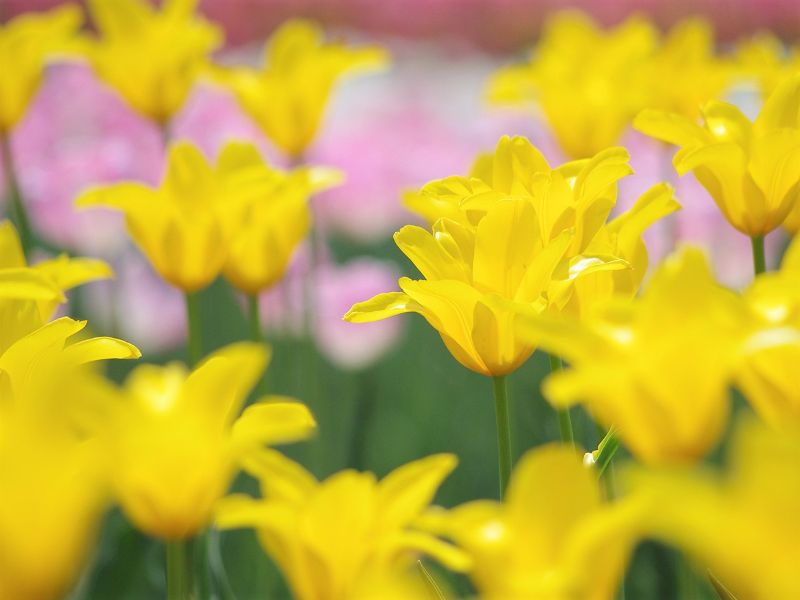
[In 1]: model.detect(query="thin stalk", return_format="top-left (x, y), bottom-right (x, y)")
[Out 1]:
top-left (166, 540), bottom-right (191, 600)
top-left (547, 354), bottom-right (575, 446)
top-left (492, 375), bottom-right (512, 498)
top-left (247, 293), bottom-right (263, 343)
top-left (750, 235), bottom-right (766, 276)
top-left (1, 133), bottom-right (33, 256)
top-left (185, 292), bottom-right (202, 367)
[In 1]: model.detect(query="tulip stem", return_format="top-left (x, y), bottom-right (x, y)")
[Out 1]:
top-left (247, 293), bottom-right (263, 343)
top-left (547, 354), bottom-right (575, 447)
top-left (185, 292), bottom-right (202, 367)
top-left (750, 235), bottom-right (766, 276)
top-left (492, 375), bottom-right (512, 498)
top-left (1, 133), bottom-right (33, 256)
top-left (166, 540), bottom-right (191, 600)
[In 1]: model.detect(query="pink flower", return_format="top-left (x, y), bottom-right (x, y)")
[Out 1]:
top-left (314, 257), bottom-right (403, 370)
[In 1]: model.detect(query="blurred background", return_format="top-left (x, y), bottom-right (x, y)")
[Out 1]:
top-left (2, 0), bottom-right (795, 598)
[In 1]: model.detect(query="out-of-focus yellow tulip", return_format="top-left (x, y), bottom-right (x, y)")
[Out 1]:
top-left (0, 5), bottom-right (82, 132)
top-left (425, 445), bottom-right (643, 600)
top-left (737, 33), bottom-right (800, 100)
top-left (349, 136), bottom-right (676, 376)
top-left (628, 419), bottom-right (800, 599)
top-left (518, 247), bottom-right (752, 465)
top-left (488, 11), bottom-right (656, 159)
top-left (0, 316), bottom-right (139, 600)
top-left (0, 220), bottom-right (113, 347)
top-left (93, 342), bottom-right (314, 540)
top-left (734, 235), bottom-right (800, 427)
top-left (215, 19), bottom-right (388, 158)
top-left (76, 142), bottom-right (274, 292)
top-left (221, 145), bottom-right (343, 295)
top-left (635, 74), bottom-right (800, 236)
top-left (84, 0), bottom-right (222, 125)
top-left (217, 451), bottom-right (469, 600)
top-left (644, 19), bottom-right (733, 119)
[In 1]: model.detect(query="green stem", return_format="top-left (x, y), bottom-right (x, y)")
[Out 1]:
top-left (750, 235), bottom-right (766, 276)
top-left (595, 427), bottom-right (620, 478)
top-left (247, 293), bottom-right (263, 343)
top-left (1, 133), bottom-right (33, 256)
top-left (547, 354), bottom-right (575, 447)
top-left (185, 292), bottom-right (202, 367)
top-left (492, 375), bottom-right (513, 498)
top-left (166, 540), bottom-right (191, 600)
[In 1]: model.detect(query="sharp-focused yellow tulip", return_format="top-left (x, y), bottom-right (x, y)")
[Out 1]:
top-left (488, 11), bottom-right (656, 158)
top-left (644, 19), bottom-right (733, 119)
top-left (424, 445), bottom-right (643, 600)
top-left (0, 5), bottom-right (82, 132)
top-left (221, 145), bottom-right (343, 295)
top-left (217, 451), bottom-right (469, 600)
top-left (215, 19), bottom-right (388, 158)
top-left (518, 247), bottom-right (752, 465)
top-left (76, 142), bottom-right (275, 292)
top-left (84, 0), bottom-right (222, 124)
top-left (350, 136), bottom-right (676, 376)
top-left (635, 74), bottom-right (800, 236)
top-left (627, 419), bottom-right (800, 599)
top-left (92, 342), bottom-right (314, 540)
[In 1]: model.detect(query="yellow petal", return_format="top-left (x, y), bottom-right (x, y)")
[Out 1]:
top-left (231, 398), bottom-right (316, 451)
top-left (344, 291), bottom-right (417, 323)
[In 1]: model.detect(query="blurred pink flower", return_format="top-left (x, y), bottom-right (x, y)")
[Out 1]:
top-left (314, 257), bottom-right (403, 370)
top-left (7, 63), bottom-right (162, 256)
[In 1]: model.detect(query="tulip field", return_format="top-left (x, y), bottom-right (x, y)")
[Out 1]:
top-left (2, 1), bottom-right (800, 599)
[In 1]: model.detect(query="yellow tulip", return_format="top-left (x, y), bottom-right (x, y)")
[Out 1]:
top-left (643, 19), bottom-right (733, 119)
top-left (734, 235), bottom-right (800, 427)
top-left (0, 317), bottom-right (139, 600)
top-left (737, 32), bottom-right (800, 100)
top-left (634, 74), bottom-right (800, 236)
top-left (93, 342), bottom-right (314, 540)
top-left (349, 136), bottom-right (675, 376)
top-left (221, 145), bottom-right (343, 294)
top-left (76, 142), bottom-right (274, 292)
top-left (84, 0), bottom-right (222, 124)
top-left (627, 419), bottom-right (800, 599)
top-left (487, 11), bottom-right (656, 159)
top-left (0, 5), bottom-right (82, 132)
top-left (217, 451), bottom-right (469, 600)
top-left (424, 444), bottom-right (644, 600)
top-left (215, 19), bottom-right (388, 158)
top-left (517, 247), bottom-right (751, 465)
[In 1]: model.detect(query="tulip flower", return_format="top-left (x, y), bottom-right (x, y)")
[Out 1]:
top-left (643, 19), bottom-right (733, 120)
top-left (0, 4), bottom-right (82, 134)
top-left (0, 220), bottom-right (114, 345)
top-left (487, 11), bottom-right (656, 159)
top-left (628, 419), bottom-right (800, 599)
top-left (424, 444), bottom-right (644, 600)
top-left (222, 146), bottom-right (342, 297)
top-left (349, 135), bottom-right (675, 493)
top-left (634, 74), bottom-right (800, 272)
top-left (216, 451), bottom-right (469, 600)
top-left (94, 342), bottom-right (314, 540)
top-left (83, 0), bottom-right (222, 126)
top-left (517, 247), bottom-right (752, 465)
top-left (734, 235), bottom-right (800, 428)
top-left (737, 33), bottom-right (800, 100)
top-left (215, 19), bottom-right (388, 158)
top-left (76, 142), bottom-right (274, 293)
top-left (0, 317), bottom-right (139, 600)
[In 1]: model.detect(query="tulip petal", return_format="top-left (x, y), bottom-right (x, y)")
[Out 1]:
top-left (633, 109), bottom-right (710, 147)
top-left (344, 291), bottom-right (418, 323)
top-left (241, 448), bottom-right (317, 503)
top-left (232, 398), bottom-right (317, 451)
top-left (62, 336), bottom-right (141, 364)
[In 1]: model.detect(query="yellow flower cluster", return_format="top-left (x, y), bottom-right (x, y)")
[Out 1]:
top-left (7, 3), bottom-right (800, 600)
